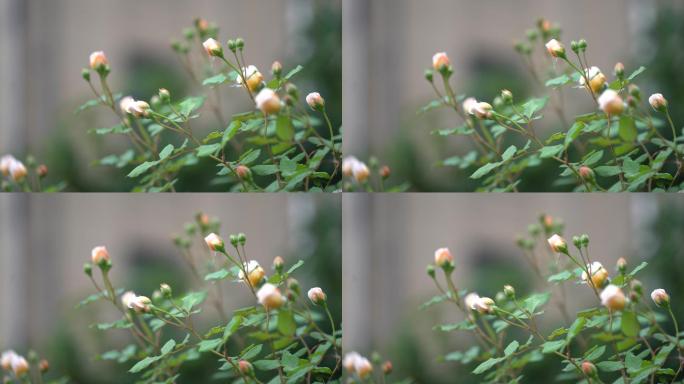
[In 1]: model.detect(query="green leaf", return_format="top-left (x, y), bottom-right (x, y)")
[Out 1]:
top-left (129, 356), bottom-right (159, 373)
top-left (545, 74), bottom-right (571, 88)
top-left (625, 352), bottom-right (643, 373)
top-left (181, 291), bottom-right (207, 312)
top-left (548, 270), bottom-right (573, 283)
top-left (618, 116), bottom-right (637, 142)
top-left (222, 121), bottom-right (240, 146)
top-left (523, 292), bottom-right (551, 313)
top-left (566, 317), bottom-right (586, 342)
top-left (202, 73), bottom-right (228, 86)
top-left (223, 316), bottom-right (243, 342)
top-left (286, 260), bottom-right (305, 275)
top-left (275, 115), bottom-right (294, 141)
top-left (198, 338), bottom-right (223, 352)
top-left (597, 360), bottom-right (625, 372)
top-left (204, 269), bottom-right (229, 281)
top-left (595, 165), bottom-right (622, 177)
top-left (521, 97), bottom-right (549, 118)
top-left (159, 144), bottom-right (174, 160)
top-left (504, 340), bottom-right (519, 357)
top-left (628, 262), bottom-right (648, 276)
top-left (541, 339), bottom-right (567, 354)
top-left (583, 345), bottom-right (606, 361)
top-left (473, 357), bottom-right (504, 374)
top-left (621, 311), bottom-right (639, 337)
top-left (127, 161), bottom-right (159, 178)
top-left (254, 359), bottom-right (281, 371)
top-left (434, 321), bottom-right (476, 332)
top-left (565, 121), bottom-right (585, 149)
top-left (284, 65), bottom-right (304, 80)
top-left (196, 143), bottom-right (222, 157)
top-left (539, 144), bottom-right (564, 159)
top-left (627, 66), bottom-right (646, 81)
top-left (177, 96), bottom-right (206, 116)
top-left (277, 309), bottom-right (297, 336)
top-left (470, 162), bottom-right (502, 179)
top-left (160, 339), bottom-right (176, 355)
top-left (501, 145), bottom-right (517, 162)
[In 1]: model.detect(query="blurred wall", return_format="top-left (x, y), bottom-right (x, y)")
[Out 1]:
top-left (0, 194), bottom-right (337, 349)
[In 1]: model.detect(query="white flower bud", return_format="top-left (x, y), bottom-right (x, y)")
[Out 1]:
top-left (471, 102), bottom-right (493, 119)
top-left (119, 96), bottom-right (150, 117)
top-left (1, 350), bottom-right (18, 371)
top-left (342, 156), bottom-right (360, 177)
top-left (204, 233), bottom-right (224, 252)
top-left (0, 155), bottom-right (17, 176)
top-left (600, 284), bottom-right (626, 311)
top-left (89, 51), bottom-right (108, 70)
top-left (648, 93), bottom-right (668, 112)
top-left (307, 287), bottom-right (327, 305)
top-left (547, 234), bottom-right (567, 253)
top-left (238, 260), bottom-right (265, 287)
top-left (434, 247), bottom-right (454, 268)
top-left (579, 67), bottom-right (606, 94)
top-left (121, 291), bottom-right (136, 309)
top-left (354, 357), bottom-right (373, 379)
top-left (256, 283), bottom-right (285, 310)
top-left (581, 262), bottom-right (608, 288)
top-left (473, 297), bottom-right (495, 314)
top-left (352, 161), bottom-right (370, 183)
top-left (598, 90), bottom-right (624, 115)
top-left (305, 92), bottom-right (325, 110)
top-left (343, 352), bottom-right (362, 373)
top-left (464, 293), bottom-right (480, 311)
top-left (202, 38), bottom-right (223, 57)
top-left (91, 246), bottom-right (110, 266)
top-left (255, 88), bottom-right (281, 115)
top-left (9, 160), bottom-right (27, 182)
top-left (462, 97), bottom-right (478, 115)
top-left (10, 355), bottom-right (29, 377)
top-left (432, 52), bottom-right (450, 71)
top-left (545, 39), bottom-right (565, 58)
top-left (236, 65), bottom-right (263, 93)
top-left (128, 295), bottom-right (152, 313)
top-left (650, 288), bottom-right (670, 307)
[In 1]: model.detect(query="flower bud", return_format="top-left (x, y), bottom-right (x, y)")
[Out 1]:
top-left (598, 90), bottom-right (624, 115)
top-left (256, 283), bottom-right (285, 310)
top-left (194, 18), bottom-right (209, 34)
top-left (352, 161), bottom-right (370, 183)
top-left (237, 233), bottom-right (246, 245)
top-left (91, 246), bottom-right (110, 266)
top-left (129, 295), bottom-right (152, 313)
top-left (306, 92), bottom-right (325, 111)
top-left (272, 256), bottom-right (284, 272)
top-left (37, 164), bottom-right (48, 178)
top-left (471, 102), bottom-right (493, 119)
top-left (229, 234), bottom-right (239, 247)
top-left (238, 360), bottom-right (253, 375)
top-left (579, 166), bottom-right (594, 181)
top-left (631, 280), bottom-right (643, 295)
top-left (342, 156), bottom-right (359, 177)
top-left (426, 264), bottom-right (436, 278)
top-left (600, 285), bottom-right (626, 311)
top-left (424, 69), bottom-right (434, 82)
top-left (648, 93), bottom-right (668, 112)
top-left (572, 236), bottom-right (582, 249)
top-left (579, 234), bottom-right (589, 247)
top-left (473, 297), bottom-right (495, 314)
top-left (10, 355), bottom-right (29, 377)
top-left (379, 165), bottom-right (391, 179)
top-left (570, 41), bottom-right (580, 54)
top-left (158, 88), bottom-right (171, 103)
top-left (120, 97), bottom-right (150, 117)
top-left (9, 160), bottom-right (27, 182)
top-left (307, 287), bottom-right (327, 305)
top-left (614, 62), bottom-right (625, 78)
top-left (239, 261), bottom-right (265, 287)
top-left (581, 361), bottom-right (597, 377)
top-left (580, 67), bottom-right (606, 94)
top-left (287, 278), bottom-right (300, 296)
top-left (650, 288), bottom-right (670, 307)
top-left (160, 283), bottom-right (172, 297)
top-left (0, 155), bottom-right (16, 176)
top-left (432, 52), bottom-right (451, 73)
top-left (501, 89), bottom-right (513, 104)
top-left (238, 65), bottom-right (264, 93)
top-left (235, 165), bottom-right (250, 180)
top-left (382, 361), bottom-right (393, 375)
top-left (581, 262), bottom-right (609, 289)
top-left (89, 51), bottom-right (109, 71)
top-left (285, 83), bottom-right (298, 97)
top-left (204, 233), bottom-right (225, 252)
top-left (526, 29), bottom-right (538, 41)
top-left (39, 359), bottom-right (49, 373)
top-left (434, 247), bottom-right (454, 270)
top-left (255, 88), bottom-right (281, 115)
top-left (464, 293), bottom-right (480, 311)
top-left (545, 39), bottom-right (566, 58)
top-left (83, 262), bottom-right (92, 276)
top-left (235, 38), bottom-right (245, 50)
top-left (355, 357), bottom-right (373, 379)
top-left (271, 61), bottom-right (282, 77)
top-left (182, 27), bottom-right (195, 40)
top-left (202, 38), bottom-right (223, 57)
top-left (616, 257), bottom-right (627, 274)
top-left (1, 350), bottom-right (17, 371)
top-left (547, 234), bottom-right (568, 254)
top-left (227, 39), bottom-right (237, 52)
top-left (628, 84), bottom-right (641, 99)
top-left (503, 285), bottom-right (515, 298)
top-left (578, 39), bottom-right (588, 50)
top-left (81, 68), bottom-right (91, 82)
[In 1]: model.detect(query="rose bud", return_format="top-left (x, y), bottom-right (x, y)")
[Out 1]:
top-left (0, 155), bottom-right (17, 176)
top-left (355, 357), bottom-right (373, 379)
top-left (614, 62), bottom-right (625, 78)
top-left (600, 284), bottom-right (626, 312)
top-left (91, 246), bottom-right (110, 266)
top-left (128, 295), bottom-right (152, 313)
top-left (432, 52), bottom-right (451, 72)
top-left (238, 261), bottom-right (266, 287)
top-left (1, 350), bottom-right (18, 371)
top-left (237, 65), bottom-right (264, 93)
top-left (382, 360), bottom-right (393, 375)
top-left (121, 291), bottom-right (136, 309)
top-left (195, 18), bottom-right (209, 33)
top-left (287, 278), bottom-right (300, 296)
top-left (272, 256), bottom-right (284, 272)
top-left (352, 161), bottom-right (370, 183)
top-left (581, 361), bottom-right (597, 377)
top-left (271, 60), bottom-right (282, 77)
top-left (238, 360), bottom-right (253, 374)
top-left (307, 287), bottom-right (327, 305)
top-left (616, 257), bottom-right (627, 273)
top-left (202, 38), bottom-right (223, 57)
top-left (204, 233), bottom-right (225, 252)
top-left (235, 165), bottom-right (250, 180)
top-left (342, 156), bottom-right (359, 177)
top-left (434, 247), bottom-right (454, 269)
top-left (651, 288), bottom-right (670, 307)
top-left (501, 89), bottom-right (513, 104)
top-left (81, 68), bottom-right (91, 81)
top-left (648, 93), bottom-right (668, 112)
top-left (426, 264), bottom-right (436, 278)
top-left (158, 88), bottom-right (171, 103)
top-left (377, 166), bottom-right (390, 180)
top-left (9, 160), bottom-right (27, 182)
top-left (10, 355), bottom-right (29, 377)
top-left (581, 262), bottom-right (609, 288)
top-left (473, 297), bottom-right (495, 314)
top-left (580, 67), bottom-right (606, 94)
top-left (83, 263), bottom-right (92, 276)
top-left (256, 283), bottom-right (285, 310)
top-left (545, 39), bottom-right (566, 58)
top-left (579, 166), bottom-right (594, 181)
top-left (462, 97), bottom-right (478, 115)
top-left (598, 90), bottom-right (624, 115)
top-left (39, 359), bottom-right (49, 373)
top-left (464, 293), bottom-right (481, 311)
top-left (160, 283), bottom-right (172, 297)
top-left (343, 352), bottom-right (362, 373)
top-left (547, 234), bottom-right (568, 254)
top-left (37, 164), bottom-right (48, 178)
top-left (237, 233), bottom-right (246, 245)
top-left (424, 69), bottom-right (434, 82)
top-left (503, 285), bottom-right (515, 298)
top-left (631, 279), bottom-right (643, 295)
top-left (255, 88), bottom-right (281, 115)
top-left (89, 51), bottom-right (109, 71)
top-left (472, 102), bottom-right (493, 119)
top-left (305, 92), bottom-right (325, 111)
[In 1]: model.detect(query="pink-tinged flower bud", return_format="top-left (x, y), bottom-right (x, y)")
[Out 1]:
top-left (579, 67), bottom-right (606, 94)
top-left (195, 18), bottom-right (209, 33)
top-left (307, 287), bottom-right (327, 305)
top-left (202, 38), bottom-right (223, 57)
top-left (343, 352), bottom-right (362, 373)
top-left (255, 88), bottom-right (281, 115)
top-left (354, 357), bottom-right (373, 379)
top-left (614, 62), bottom-right (625, 78)
top-left (271, 61), bottom-right (282, 77)
top-left (473, 297), bottom-right (495, 314)
top-left (598, 90), bottom-right (624, 115)
top-left (1, 350), bottom-right (18, 371)
top-left (121, 291), bottom-right (136, 308)
top-left (616, 257), bottom-right (627, 273)
top-left (352, 161), bottom-right (370, 183)
top-left (545, 39), bottom-right (565, 58)
top-left (10, 355), bottom-right (29, 377)
top-left (272, 256), bottom-right (285, 271)
top-left (581, 262), bottom-right (609, 288)
top-left (462, 97), bottom-right (478, 115)
top-left (464, 293), bottom-right (480, 311)
top-left (651, 288), bottom-right (670, 307)
top-left (471, 102), bottom-right (493, 119)
top-left (547, 234), bottom-right (567, 254)
top-left (581, 361), bottom-right (597, 377)
top-left (342, 156), bottom-right (359, 177)
top-left (306, 92), bottom-right (325, 111)
top-left (238, 261), bottom-right (266, 287)
top-left (91, 246), bottom-right (110, 266)
top-left (158, 88), bottom-right (171, 103)
top-left (382, 361), bottom-right (393, 375)
top-left (256, 283), bottom-right (285, 310)
top-left (127, 295), bottom-right (152, 313)
top-left (0, 155), bottom-right (17, 176)
top-left (579, 166), bottom-right (594, 181)
top-left (39, 359), bottom-right (49, 373)
top-left (238, 360), bottom-right (253, 374)
top-left (600, 284), bottom-right (626, 311)
top-left (434, 247), bottom-right (454, 268)
top-left (501, 89), bottom-right (513, 103)
top-left (503, 285), bottom-right (515, 298)
top-left (119, 97), bottom-right (150, 117)
top-left (9, 160), bottom-right (27, 182)
top-left (204, 233), bottom-right (224, 252)
top-left (649, 93), bottom-right (668, 112)
top-left (89, 51), bottom-right (108, 70)
top-left (379, 165), bottom-right (391, 179)
top-left (37, 164), bottom-right (48, 178)
top-left (237, 65), bottom-right (263, 93)
top-left (235, 165), bottom-right (250, 179)
top-left (432, 52), bottom-right (450, 72)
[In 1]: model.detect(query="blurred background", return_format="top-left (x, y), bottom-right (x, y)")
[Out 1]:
top-left (343, 0), bottom-right (684, 191)
top-left (0, 194), bottom-right (342, 382)
top-left (343, 194), bottom-right (684, 382)
top-left (0, 0), bottom-right (341, 191)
